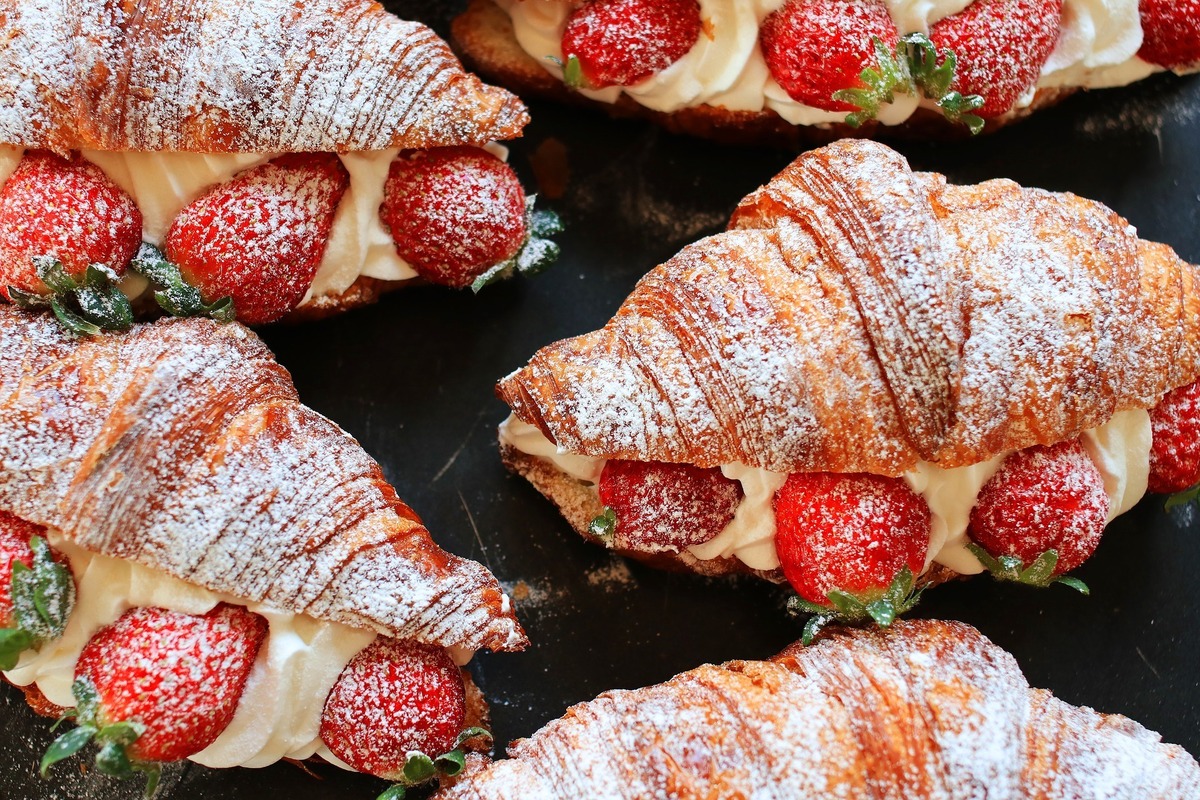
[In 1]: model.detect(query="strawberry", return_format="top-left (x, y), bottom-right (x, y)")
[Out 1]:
top-left (1148, 378), bottom-right (1200, 495)
top-left (760, 0), bottom-right (900, 112)
top-left (0, 511), bottom-right (75, 670)
top-left (1138, 0), bottom-right (1200, 70)
top-left (42, 604), bottom-right (267, 794)
top-left (160, 153), bottom-right (349, 325)
top-left (967, 440), bottom-right (1106, 590)
top-left (591, 460), bottom-right (743, 553)
top-left (929, 0), bottom-right (1064, 119)
top-left (0, 150), bottom-right (141, 333)
top-left (773, 472), bottom-right (930, 643)
top-left (381, 147), bottom-right (560, 292)
top-left (320, 637), bottom-right (481, 788)
top-left (560, 0), bottom-right (702, 89)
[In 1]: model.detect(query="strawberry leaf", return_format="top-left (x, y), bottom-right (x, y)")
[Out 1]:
top-left (801, 613), bottom-right (832, 646)
top-left (1165, 483), bottom-right (1200, 509)
top-left (0, 627), bottom-right (35, 671)
top-left (826, 590), bottom-right (865, 617)
top-left (41, 724), bottom-right (98, 777)
top-left (434, 749), bottom-right (467, 777)
top-left (547, 54), bottom-right (589, 90)
top-left (1017, 550), bottom-right (1059, 585)
top-left (403, 752), bottom-right (438, 784)
top-left (786, 596), bottom-right (833, 616)
top-left (131, 243), bottom-right (236, 322)
top-left (834, 36), bottom-right (910, 128)
top-left (1052, 575), bottom-right (1090, 595)
top-left (452, 727), bottom-right (493, 751)
top-left (470, 197), bottom-right (564, 293)
top-left (9, 535), bottom-right (76, 645)
top-left (864, 598), bottom-right (896, 628)
top-left (377, 787), bottom-right (407, 800)
top-left (587, 507), bottom-right (617, 545)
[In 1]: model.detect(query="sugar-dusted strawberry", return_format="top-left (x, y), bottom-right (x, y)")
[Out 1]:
top-left (1138, 0), bottom-right (1200, 70)
top-left (1148, 378), bottom-right (1200, 495)
top-left (320, 637), bottom-right (477, 786)
top-left (967, 440), bottom-right (1107, 590)
top-left (160, 153), bottom-right (348, 325)
top-left (381, 147), bottom-right (560, 292)
top-left (761, 0), bottom-right (900, 112)
top-left (774, 472), bottom-right (930, 643)
top-left (591, 459), bottom-right (743, 553)
top-left (560, 0), bottom-right (702, 89)
top-left (42, 604), bottom-right (267, 793)
top-left (929, 0), bottom-right (1064, 119)
top-left (0, 150), bottom-right (142, 333)
top-left (0, 511), bottom-right (75, 670)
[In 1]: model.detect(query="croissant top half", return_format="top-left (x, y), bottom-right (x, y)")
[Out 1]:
top-left (498, 140), bottom-right (1200, 476)
top-left (0, 307), bottom-right (527, 653)
top-left (0, 0), bottom-right (529, 155)
top-left (434, 619), bottom-right (1200, 799)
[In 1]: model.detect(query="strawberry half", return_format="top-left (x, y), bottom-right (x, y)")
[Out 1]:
top-left (380, 147), bottom-right (560, 292)
top-left (967, 440), bottom-right (1106, 591)
top-left (42, 604), bottom-right (267, 794)
top-left (773, 472), bottom-right (930, 643)
top-left (1148, 378), bottom-right (1200, 495)
top-left (161, 153), bottom-right (349, 325)
top-left (560, 0), bottom-right (702, 89)
top-left (1138, 0), bottom-right (1200, 70)
top-left (0, 150), bottom-right (142, 333)
top-left (0, 511), bottom-right (75, 670)
top-left (929, 0), bottom-right (1064, 119)
top-left (320, 637), bottom-right (487, 794)
top-left (760, 0), bottom-right (900, 112)
top-left (591, 459), bottom-right (743, 553)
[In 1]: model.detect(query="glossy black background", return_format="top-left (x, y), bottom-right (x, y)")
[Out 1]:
top-left (2, 3), bottom-right (1198, 797)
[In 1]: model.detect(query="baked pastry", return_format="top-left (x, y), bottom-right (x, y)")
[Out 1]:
top-left (498, 139), bottom-right (1200, 631)
top-left (432, 619), bottom-right (1200, 798)
top-left (453, 0), bottom-right (1200, 146)
top-left (0, 306), bottom-right (526, 791)
top-left (0, 0), bottom-right (560, 332)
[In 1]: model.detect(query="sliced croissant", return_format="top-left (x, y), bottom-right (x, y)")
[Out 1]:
top-left (432, 619), bottom-right (1200, 799)
top-left (0, 0), bottom-right (526, 155)
top-left (0, 306), bottom-right (526, 654)
top-left (497, 139), bottom-right (1200, 577)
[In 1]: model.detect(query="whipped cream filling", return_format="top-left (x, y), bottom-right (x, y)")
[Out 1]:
top-left (2, 530), bottom-right (474, 771)
top-left (499, 409), bottom-right (1153, 575)
top-left (0, 142), bottom-right (510, 306)
top-left (497, 0), bottom-right (1170, 127)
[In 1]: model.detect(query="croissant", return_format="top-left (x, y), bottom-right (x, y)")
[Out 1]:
top-left (432, 619), bottom-right (1200, 799)
top-left (453, 0), bottom-right (1200, 147)
top-left (0, 0), bottom-right (558, 328)
top-left (0, 306), bottom-right (525, 775)
top-left (497, 139), bottom-right (1200, 598)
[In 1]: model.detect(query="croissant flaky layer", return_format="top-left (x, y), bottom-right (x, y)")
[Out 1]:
top-left (434, 620), bottom-right (1200, 799)
top-left (0, 0), bottom-right (529, 154)
top-left (0, 308), bottom-right (526, 653)
top-left (498, 140), bottom-right (1200, 476)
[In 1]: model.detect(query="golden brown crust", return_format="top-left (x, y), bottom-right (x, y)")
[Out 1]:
top-left (0, 308), bottom-right (527, 653)
top-left (0, 0), bottom-right (529, 155)
top-left (451, 0), bottom-right (1072, 148)
top-left (433, 620), bottom-right (1200, 799)
top-left (498, 140), bottom-right (1200, 477)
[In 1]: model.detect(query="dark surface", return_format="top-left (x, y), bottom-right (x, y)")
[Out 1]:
top-left (2, 3), bottom-right (1199, 797)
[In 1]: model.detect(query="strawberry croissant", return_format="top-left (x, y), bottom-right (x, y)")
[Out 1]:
top-left (0, 308), bottom-right (525, 793)
top-left (0, 0), bottom-right (560, 333)
top-left (497, 139), bottom-right (1200, 638)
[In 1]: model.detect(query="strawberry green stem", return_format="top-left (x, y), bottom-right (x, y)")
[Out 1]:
top-left (9, 258), bottom-right (134, 335)
top-left (376, 727), bottom-right (492, 800)
top-left (130, 243), bottom-right (235, 322)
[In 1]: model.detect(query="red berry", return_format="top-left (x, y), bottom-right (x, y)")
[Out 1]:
top-left (0, 150), bottom-right (142, 300)
top-left (969, 440), bottom-right (1108, 575)
top-left (0, 511), bottom-right (44, 626)
top-left (164, 153), bottom-right (348, 325)
top-left (380, 147), bottom-right (526, 289)
top-left (1148, 378), bottom-right (1200, 494)
top-left (320, 638), bottom-right (465, 779)
top-left (1138, 0), bottom-right (1200, 69)
top-left (761, 0), bottom-right (900, 112)
top-left (773, 473), bottom-right (930, 606)
top-left (74, 604), bottom-right (267, 763)
top-left (561, 0), bottom-right (702, 88)
top-left (929, 0), bottom-right (1064, 119)
top-left (597, 460), bottom-right (743, 553)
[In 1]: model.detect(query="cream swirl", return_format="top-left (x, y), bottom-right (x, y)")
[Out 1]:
top-left (498, 409), bottom-right (1153, 575)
